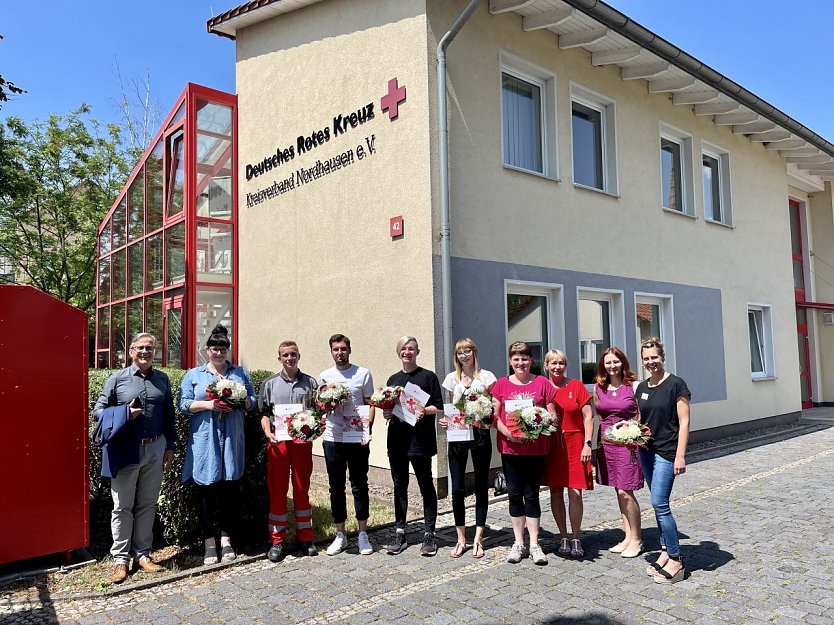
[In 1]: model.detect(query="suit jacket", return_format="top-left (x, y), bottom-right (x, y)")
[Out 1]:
top-left (99, 404), bottom-right (138, 478)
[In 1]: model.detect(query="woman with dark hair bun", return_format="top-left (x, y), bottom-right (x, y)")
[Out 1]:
top-left (180, 325), bottom-right (255, 565)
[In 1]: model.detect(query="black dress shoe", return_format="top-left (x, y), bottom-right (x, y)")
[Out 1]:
top-left (299, 541), bottom-right (318, 556)
top-left (267, 543), bottom-right (284, 563)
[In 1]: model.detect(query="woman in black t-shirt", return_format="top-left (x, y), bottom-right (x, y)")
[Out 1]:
top-left (635, 337), bottom-right (690, 584)
top-left (381, 336), bottom-right (444, 557)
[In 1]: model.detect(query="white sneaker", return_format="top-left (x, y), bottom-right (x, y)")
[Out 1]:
top-left (529, 543), bottom-right (548, 565)
top-left (506, 543), bottom-right (528, 564)
top-left (326, 532), bottom-right (347, 556)
top-left (358, 531), bottom-right (373, 555)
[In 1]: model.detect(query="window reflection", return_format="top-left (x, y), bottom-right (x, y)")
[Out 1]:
top-left (506, 294), bottom-right (548, 375)
top-left (579, 299), bottom-right (610, 383)
top-left (196, 220), bottom-right (233, 283)
top-left (165, 222), bottom-right (185, 285)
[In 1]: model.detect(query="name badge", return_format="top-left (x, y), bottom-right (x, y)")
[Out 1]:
top-left (641, 393), bottom-right (649, 400)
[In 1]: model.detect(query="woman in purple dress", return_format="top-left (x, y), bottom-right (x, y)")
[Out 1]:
top-left (594, 347), bottom-right (643, 558)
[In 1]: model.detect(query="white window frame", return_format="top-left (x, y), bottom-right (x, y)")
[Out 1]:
top-left (499, 52), bottom-right (558, 180)
top-left (702, 141), bottom-right (733, 226)
top-left (634, 293), bottom-right (676, 376)
top-left (570, 83), bottom-right (618, 195)
top-left (659, 123), bottom-right (695, 217)
top-left (504, 280), bottom-right (565, 367)
top-left (747, 303), bottom-right (775, 380)
top-left (577, 287), bottom-right (625, 386)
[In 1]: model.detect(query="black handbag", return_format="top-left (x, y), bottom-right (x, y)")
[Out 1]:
top-left (493, 471), bottom-right (507, 496)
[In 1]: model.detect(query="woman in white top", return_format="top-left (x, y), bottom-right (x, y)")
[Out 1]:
top-left (440, 338), bottom-right (496, 559)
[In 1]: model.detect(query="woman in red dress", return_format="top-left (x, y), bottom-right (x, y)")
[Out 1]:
top-left (541, 350), bottom-right (594, 558)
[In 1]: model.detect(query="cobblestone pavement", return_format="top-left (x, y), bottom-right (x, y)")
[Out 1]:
top-left (3, 425), bottom-right (834, 625)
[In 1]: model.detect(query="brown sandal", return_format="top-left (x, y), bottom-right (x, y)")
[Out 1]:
top-left (471, 541), bottom-right (484, 559)
top-left (450, 542), bottom-right (467, 558)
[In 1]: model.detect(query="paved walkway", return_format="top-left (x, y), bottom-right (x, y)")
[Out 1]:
top-left (4, 423), bottom-right (834, 625)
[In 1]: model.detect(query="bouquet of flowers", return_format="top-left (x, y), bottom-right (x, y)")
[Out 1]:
top-left (314, 383), bottom-right (351, 412)
top-left (602, 419), bottom-right (652, 462)
top-left (206, 379), bottom-right (248, 415)
top-left (454, 390), bottom-right (494, 428)
top-left (508, 406), bottom-right (558, 441)
top-left (286, 410), bottom-right (326, 443)
top-left (369, 386), bottom-right (404, 410)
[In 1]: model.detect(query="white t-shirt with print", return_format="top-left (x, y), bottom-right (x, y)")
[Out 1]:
top-left (318, 364), bottom-right (374, 443)
top-left (442, 369), bottom-right (497, 404)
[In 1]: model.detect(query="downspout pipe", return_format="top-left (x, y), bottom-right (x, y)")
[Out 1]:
top-left (437, 0), bottom-right (483, 375)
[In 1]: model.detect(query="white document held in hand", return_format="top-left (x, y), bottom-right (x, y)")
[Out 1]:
top-left (444, 403), bottom-right (473, 442)
top-left (272, 403), bottom-right (303, 441)
top-left (504, 398), bottom-right (534, 413)
top-left (392, 382), bottom-right (430, 426)
top-left (342, 404), bottom-right (370, 443)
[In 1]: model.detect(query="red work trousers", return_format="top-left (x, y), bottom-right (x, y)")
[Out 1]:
top-left (267, 440), bottom-right (314, 544)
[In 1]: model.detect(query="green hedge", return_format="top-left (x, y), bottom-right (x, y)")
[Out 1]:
top-left (89, 368), bottom-right (275, 550)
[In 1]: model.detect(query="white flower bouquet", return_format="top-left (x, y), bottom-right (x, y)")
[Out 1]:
top-left (286, 410), bottom-right (326, 443)
top-left (369, 386), bottom-right (404, 410)
top-left (454, 390), bottom-right (494, 428)
top-left (602, 419), bottom-right (652, 462)
top-left (314, 382), bottom-right (351, 412)
top-left (206, 379), bottom-right (248, 415)
top-left (507, 406), bottom-right (558, 441)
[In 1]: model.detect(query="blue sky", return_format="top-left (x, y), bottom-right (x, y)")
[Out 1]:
top-left (3, 1), bottom-right (834, 139)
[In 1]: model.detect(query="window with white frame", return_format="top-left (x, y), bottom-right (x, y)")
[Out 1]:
top-left (506, 281), bottom-right (564, 376)
top-left (571, 84), bottom-right (617, 194)
top-left (702, 142), bottom-right (732, 225)
top-left (500, 54), bottom-right (557, 178)
top-left (578, 288), bottom-right (624, 384)
top-left (659, 124), bottom-right (694, 215)
top-left (635, 293), bottom-right (675, 376)
top-left (748, 304), bottom-right (774, 379)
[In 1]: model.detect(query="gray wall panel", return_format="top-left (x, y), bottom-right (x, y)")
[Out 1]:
top-left (445, 256), bottom-right (726, 404)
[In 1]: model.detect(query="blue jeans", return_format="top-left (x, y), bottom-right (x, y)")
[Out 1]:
top-left (639, 449), bottom-right (680, 556)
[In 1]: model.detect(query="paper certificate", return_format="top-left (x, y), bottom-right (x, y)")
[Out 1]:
top-left (504, 398), bottom-right (534, 413)
top-left (342, 404), bottom-right (370, 443)
top-left (392, 382), bottom-right (430, 426)
top-left (444, 403), bottom-right (473, 442)
top-left (272, 403), bottom-right (303, 441)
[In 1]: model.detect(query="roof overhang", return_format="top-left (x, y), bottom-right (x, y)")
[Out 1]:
top-left (207, 0), bottom-right (834, 182)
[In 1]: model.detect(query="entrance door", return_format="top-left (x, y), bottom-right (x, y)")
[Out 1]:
top-left (796, 308), bottom-right (812, 408)
top-left (163, 294), bottom-right (184, 368)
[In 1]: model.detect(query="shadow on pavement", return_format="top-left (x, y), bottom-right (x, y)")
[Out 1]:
top-left (542, 613), bottom-right (628, 624)
top-left (681, 540), bottom-right (734, 573)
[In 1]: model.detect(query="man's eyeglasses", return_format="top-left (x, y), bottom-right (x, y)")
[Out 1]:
top-left (132, 345), bottom-right (155, 352)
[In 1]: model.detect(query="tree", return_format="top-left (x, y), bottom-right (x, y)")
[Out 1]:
top-left (0, 106), bottom-right (131, 313)
top-left (0, 35), bottom-right (25, 108)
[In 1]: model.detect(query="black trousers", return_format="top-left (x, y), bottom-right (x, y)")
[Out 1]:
top-left (196, 480), bottom-right (240, 540)
top-left (389, 452), bottom-right (437, 534)
top-left (323, 441), bottom-right (371, 524)
top-left (448, 428), bottom-right (493, 527)
top-left (501, 453), bottom-right (546, 518)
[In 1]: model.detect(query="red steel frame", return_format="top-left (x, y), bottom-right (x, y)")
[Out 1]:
top-left (94, 83), bottom-right (238, 369)
top-left (790, 199), bottom-right (813, 408)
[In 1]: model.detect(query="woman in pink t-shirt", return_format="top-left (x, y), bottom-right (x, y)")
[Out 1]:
top-left (492, 341), bottom-right (558, 565)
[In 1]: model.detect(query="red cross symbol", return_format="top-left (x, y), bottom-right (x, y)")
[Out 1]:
top-left (405, 397), bottom-right (418, 412)
top-left (381, 77), bottom-right (407, 120)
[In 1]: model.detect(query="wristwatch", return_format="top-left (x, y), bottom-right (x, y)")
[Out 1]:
top-left (585, 440), bottom-right (592, 447)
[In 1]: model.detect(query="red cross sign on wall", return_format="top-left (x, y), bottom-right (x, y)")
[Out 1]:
top-left (381, 78), bottom-right (407, 120)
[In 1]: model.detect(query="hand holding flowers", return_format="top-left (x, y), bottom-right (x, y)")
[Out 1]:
top-left (602, 419), bottom-right (652, 462)
top-left (286, 410), bottom-right (326, 443)
top-left (507, 406), bottom-right (558, 441)
top-left (206, 379), bottom-right (248, 416)
top-left (454, 390), bottom-right (494, 428)
top-left (314, 383), bottom-right (351, 413)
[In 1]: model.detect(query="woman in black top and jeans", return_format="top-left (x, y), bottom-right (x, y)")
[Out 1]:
top-left (636, 337), bottom-right (691, 584)
top-left (382, 336), bottom-right (443, 557)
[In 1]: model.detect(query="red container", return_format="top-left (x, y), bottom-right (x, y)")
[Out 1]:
top-left (0, 285), bottom-right (89, 564)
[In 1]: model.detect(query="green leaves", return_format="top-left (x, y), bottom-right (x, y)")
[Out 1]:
top-left (0, 108), bottom-right (131, 313)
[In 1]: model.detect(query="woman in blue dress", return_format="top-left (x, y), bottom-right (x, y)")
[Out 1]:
top-left (180, 325), bottom-right (255, 565)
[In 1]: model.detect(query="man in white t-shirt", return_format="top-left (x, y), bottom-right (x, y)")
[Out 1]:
top-left (319, 334), bottom-right (375, 555)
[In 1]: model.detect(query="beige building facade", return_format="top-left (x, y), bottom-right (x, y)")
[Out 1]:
top-left (210, 0), bottom-right (834, 486)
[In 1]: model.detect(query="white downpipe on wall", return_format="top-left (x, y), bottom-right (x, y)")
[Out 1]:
top-left (437, 0), bottom-right (483, 374)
